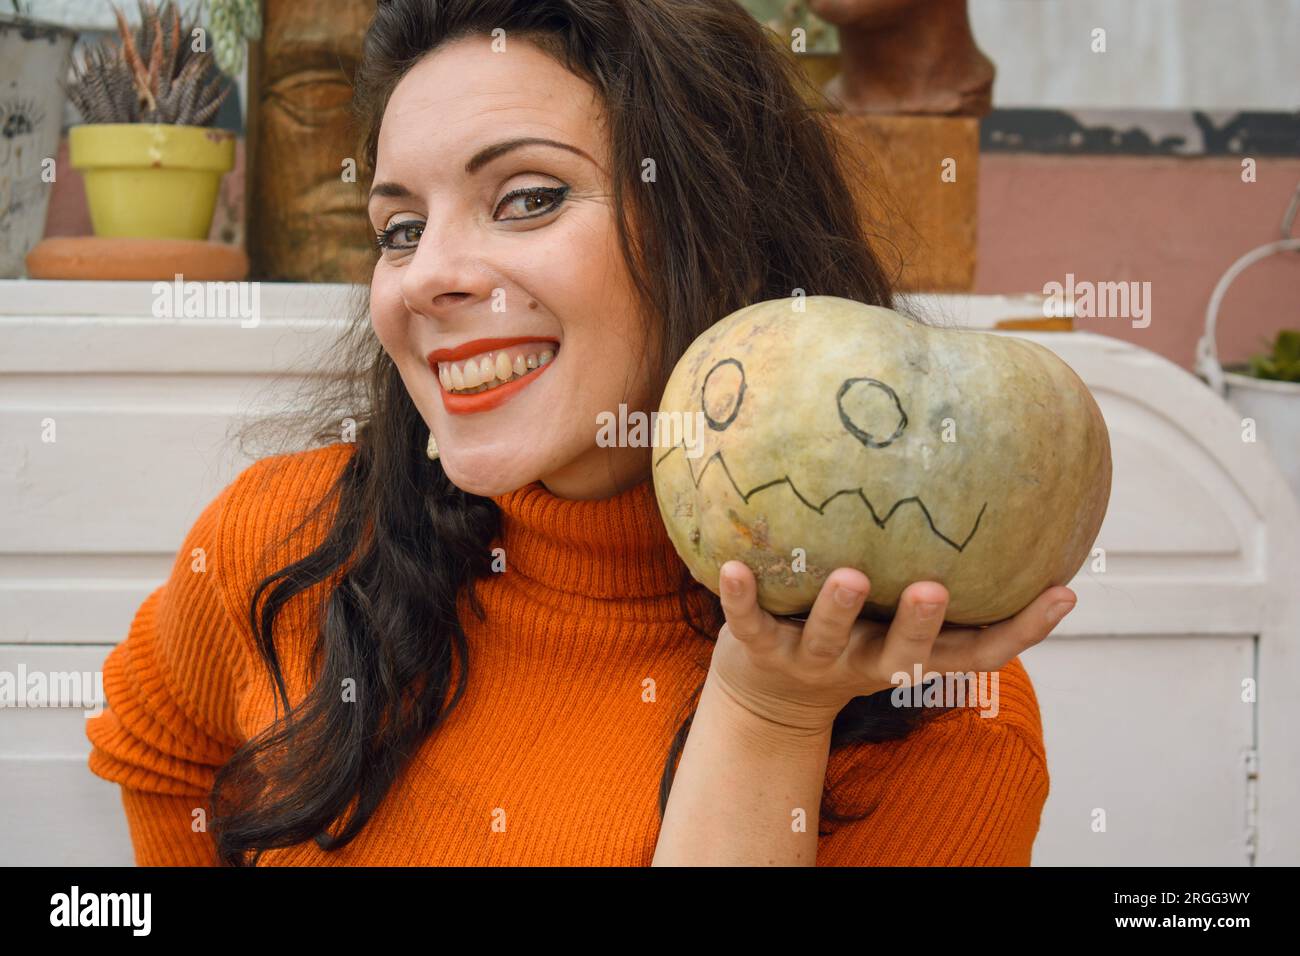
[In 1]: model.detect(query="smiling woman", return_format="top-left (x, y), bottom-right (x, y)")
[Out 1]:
top-left (364, 36), bottom-right (667, 500)
top-left (84, 0), bottom-right (1052, 868)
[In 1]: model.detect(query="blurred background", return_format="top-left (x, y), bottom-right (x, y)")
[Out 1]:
top-left (6, 0), bottom-right (1297, 370)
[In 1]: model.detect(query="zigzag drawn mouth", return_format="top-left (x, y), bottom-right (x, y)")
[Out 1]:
top-left (653, 442), bottom-right (987, 552)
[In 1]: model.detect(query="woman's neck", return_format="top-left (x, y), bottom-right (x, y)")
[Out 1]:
top-left (539, 443), bottom-right (654, 501)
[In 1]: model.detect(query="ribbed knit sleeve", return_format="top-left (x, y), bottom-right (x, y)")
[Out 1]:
top-left (86, 475), bottom-right (250, 867)
top-left (816, 657), bottom-right (1050, 866)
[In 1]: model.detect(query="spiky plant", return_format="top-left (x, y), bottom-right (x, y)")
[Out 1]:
top-left (62, 0), bottom-right (232, 126)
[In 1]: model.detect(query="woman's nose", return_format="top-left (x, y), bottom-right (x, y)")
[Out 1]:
top-left (398, 221), bottom-right (492, 318)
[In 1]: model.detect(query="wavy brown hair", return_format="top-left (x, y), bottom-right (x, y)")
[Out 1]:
top-left (210, 0), bottom-right (942, 866)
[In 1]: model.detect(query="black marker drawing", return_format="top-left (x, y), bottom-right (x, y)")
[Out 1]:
top-left (701, 358), bottom-right (746, 431)
top-left (837, 377), bottom-right (907, 448)
top-left (657, 358), bottom-right (986, 552)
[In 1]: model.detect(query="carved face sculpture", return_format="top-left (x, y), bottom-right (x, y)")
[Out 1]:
top-left (807, 0), bottom-right (926, 28)
top-left (651, 296), bottom-right (1111, 625)
top-left (248, 0), bottom-right (376, 281)
top-left (806, 0), bottom-right (994, 115)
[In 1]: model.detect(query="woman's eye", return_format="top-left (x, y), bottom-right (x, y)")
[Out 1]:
top-left (494, 185), bottom-right (570, 221)
top-left (373, 186), bottom-right (569, 255)
top-left (374, 220), bottom-right (423, 252)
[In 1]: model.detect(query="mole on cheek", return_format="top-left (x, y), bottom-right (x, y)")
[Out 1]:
top-left (528, 300), bottom-right (538, 309)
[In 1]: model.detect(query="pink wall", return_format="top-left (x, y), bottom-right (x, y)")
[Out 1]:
top-left (976, 154), bottom-right (1300, 372)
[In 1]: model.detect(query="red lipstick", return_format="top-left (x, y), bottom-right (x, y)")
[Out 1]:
top-left (427, 337), bottom-right (559, 416)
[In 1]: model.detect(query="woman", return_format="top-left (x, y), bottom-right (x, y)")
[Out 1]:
top-left (86, 0), bottom-right (1073, 866)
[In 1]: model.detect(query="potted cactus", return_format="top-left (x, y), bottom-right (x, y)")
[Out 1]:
top-left (62, 0), bottom-right (236, 239)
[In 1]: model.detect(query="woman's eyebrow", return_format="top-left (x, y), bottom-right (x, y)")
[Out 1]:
top-left (465, 136), bottom-right (595, 174)
top-left (369, 137), bottom-right (596, 204)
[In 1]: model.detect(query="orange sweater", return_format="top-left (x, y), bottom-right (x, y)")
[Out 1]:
top-left (86, 442), bottom-right (1049, 866)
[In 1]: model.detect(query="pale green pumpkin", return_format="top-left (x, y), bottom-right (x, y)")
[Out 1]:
top-left (651, 295), bottom-right (1112, 626)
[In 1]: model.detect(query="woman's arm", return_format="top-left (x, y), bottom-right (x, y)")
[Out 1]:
top-left (651, 666), bottom-right (833, 866)
top-left (653, 559), bottom-right (1071, 867)
top-left (86, 471), bottom-right (251, 866)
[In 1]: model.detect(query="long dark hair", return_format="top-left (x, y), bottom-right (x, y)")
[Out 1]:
top-left (210, 0), bottom-right (943, 866)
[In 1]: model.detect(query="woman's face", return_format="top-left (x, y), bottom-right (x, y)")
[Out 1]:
top-left (368, 35), bottom-right (658, 500)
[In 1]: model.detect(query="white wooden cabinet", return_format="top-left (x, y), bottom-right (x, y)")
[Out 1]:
top-left (1, 280), bottom-right (1296, 866)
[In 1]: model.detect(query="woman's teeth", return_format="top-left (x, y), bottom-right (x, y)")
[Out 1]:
top-left (438, 346), bottom-right (556, 395)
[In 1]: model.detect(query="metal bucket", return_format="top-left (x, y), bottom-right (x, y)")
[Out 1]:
top-left (1194, 233), bottom-right (1300, 503)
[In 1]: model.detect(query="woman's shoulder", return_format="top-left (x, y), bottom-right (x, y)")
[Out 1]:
top-left (84, 443), bottom-right (359, 824)
top-left (920, 654), bottom-right (1045, 759)
top-left (217, 442), bottom-right (357, 543)
top-left (817, 656), bottom-right (1049, 864)
top-left (830, 655), bottom-right (1046, 776)
top-left (213, 442), bottom-right (358, 596)
top-left (206, 444), bottom-right (361, 632)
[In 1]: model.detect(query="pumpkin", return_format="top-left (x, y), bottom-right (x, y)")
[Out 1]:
top-left (651, 295), bottom-right (1112, 626)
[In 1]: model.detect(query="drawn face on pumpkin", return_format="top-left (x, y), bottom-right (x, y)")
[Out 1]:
top-left (665, 352), bottom-right (986, 555)
top-left (652, 296), bottom-right (1110, 625)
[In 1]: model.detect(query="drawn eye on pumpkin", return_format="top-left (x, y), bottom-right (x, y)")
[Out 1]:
top-left (836, 377), bottom-right (908, 449)
top-left (701, 358), bottom-right (745, 431)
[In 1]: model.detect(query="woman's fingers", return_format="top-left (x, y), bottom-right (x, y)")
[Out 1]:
top-left (718, 560), bottom-right (781, 649)
top-left (929, 586), bottom-right (1075, 673)
top-left (719, 562), bottom-right (1073, 697)
top-left (796, 568), bottom-right (871, 662)
top-left (869, 582), bottom-right (950, 687)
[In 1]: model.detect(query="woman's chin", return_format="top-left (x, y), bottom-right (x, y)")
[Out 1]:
top-left (437, 452), bottom-right (544, 499)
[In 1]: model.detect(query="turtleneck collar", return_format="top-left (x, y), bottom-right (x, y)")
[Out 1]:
top-left (489, 476), bottom-right (689, 601)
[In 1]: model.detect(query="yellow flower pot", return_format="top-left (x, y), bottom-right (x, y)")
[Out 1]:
top-left (68, 123), bottom-right (236, 239)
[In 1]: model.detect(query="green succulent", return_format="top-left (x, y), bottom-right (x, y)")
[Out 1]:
top-left (204, 0), bottom-right (261, 76)
top-left (742, 0), bottom-right (837, 53)
top-left (1246, 329), bottom-right (1300, 383)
